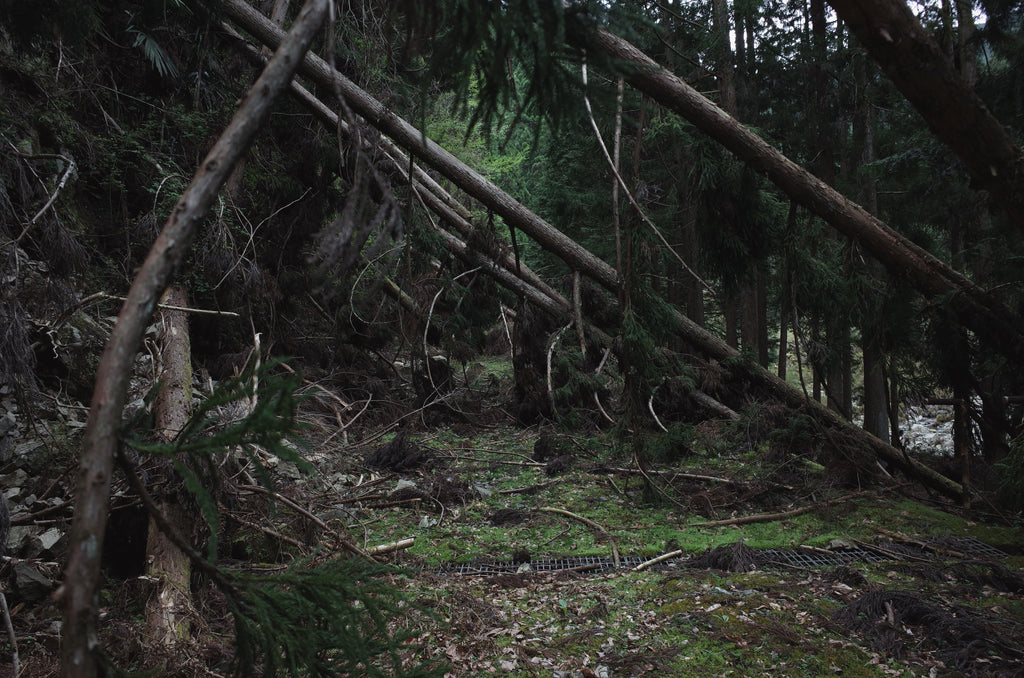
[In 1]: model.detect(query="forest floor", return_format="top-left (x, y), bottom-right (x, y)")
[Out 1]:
top-left (325, 427), bottom-right (1024, 678)
top-left (3, 358), bottom-right (1024, 677)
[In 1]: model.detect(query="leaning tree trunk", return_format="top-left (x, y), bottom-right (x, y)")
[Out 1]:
top-left (146, 284), bottom-right (194, 650)
top-left (827, 0), bottom-right (1024, 234)
top-left (61, 4), bottom-right (329, 676)
top-left (570, 22), bottom-right (1024, 368)
top-left (225, 0), bottom-right (965, 500)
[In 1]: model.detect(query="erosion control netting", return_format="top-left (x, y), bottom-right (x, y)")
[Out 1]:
top-left (439, 555), bottom-right (647, 575)
top-left (436, 537), bottom-right (1007, 575)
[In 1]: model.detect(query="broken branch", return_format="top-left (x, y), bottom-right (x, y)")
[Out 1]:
top-left (690, 490), bottom-right (874, 527)
top-left (537, 506), bottom-right (620, 567)
top-left (366, 538), bottom-right (415, 555)
top-left (633, 549), bottom-right (685, 572)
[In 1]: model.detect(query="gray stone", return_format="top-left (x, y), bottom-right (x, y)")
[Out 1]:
top-left (0, 412), bottom-right (16, 436)
top-left (38, 527), bottom-right (64, 552)
top-left (14, 440), bottom-right (43, 457)
top-left (5, 525), bottom-right (32, 554)
top-left (12, 562), bottom-right (54, 603)
top-left (21, 534), bottom-right (44, 559)
top-left (0, 468), bottom-right (28, 490)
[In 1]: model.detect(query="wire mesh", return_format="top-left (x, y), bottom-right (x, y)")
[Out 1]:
top-left (932, 536), bottom-right (1008, 559)
top-left (758, 548), bottom-right (884, 568)
top-left (433, 538), bottom-right (1007, 575)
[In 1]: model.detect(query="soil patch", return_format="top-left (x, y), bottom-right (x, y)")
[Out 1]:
top-left (364, 431), bottom-right (432, 471)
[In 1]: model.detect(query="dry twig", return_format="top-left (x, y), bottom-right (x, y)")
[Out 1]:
top-left (633, 549), bottom-right (685, 572)
top-left (537, 506), bottom-right (620, 567)
top-left (237, 484), bottom-right (369, 558)
top-left (690, 490), bottom-right (873, 527)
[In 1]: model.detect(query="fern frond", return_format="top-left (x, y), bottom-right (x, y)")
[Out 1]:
top-left (130, 27), bottom-right (180, 79)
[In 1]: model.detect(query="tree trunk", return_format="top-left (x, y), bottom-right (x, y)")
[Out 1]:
top-left (712, 0), bottom-right (737, 115)
top-left (712, 0), bottom-right (751, 356)
top-left (854, 51), bottom-right (890, 442)
top-left (741, 266), bottom-right (768, 367)
top-left (777, 286), bottom-right (789, 382)
top-left (740, 285), bottom-right (758, 360)
top-left (570, 22), bottom-right (1024, 368)
top-left (778, 203), bottom-right (799, 381)
top-left (811, 0), bottom-right (852, 418)
top-left (61, 4), bottom-right (329, 676)
top-left (826, 315), bottom-right (853, 419)
top-left (862, 339), bottom-right (889, 439)
top-left (827, 0), bottom-right (1024, 233)
top-left (612, 77), bottom-right (624, 277)
top-left (226, 2), bottom-right (966, 499)
top-left (270, 0), bottom-right (291, 25)
top-left (724, 294), bottom-right (739, 349)
top-left (146, 285), bottom-right (194, 650)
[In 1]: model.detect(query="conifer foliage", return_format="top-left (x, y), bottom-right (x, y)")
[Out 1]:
top-left (125, 363), bottom-right (440, 677)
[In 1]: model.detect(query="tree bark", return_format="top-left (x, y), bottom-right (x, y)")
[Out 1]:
top-left (225, 1), bottom-right (965, 499)
top-left (854, 51), bottom-right (890, 442)
top-left (810, 0), bottom-right (852, 419)
top-left (827, 0), bottom-right (1024, 233)
top-left (570, 23), bottom-right (1024, 368)
top-left (60, 3), bottom-right (328, 676)
top-left (146, 285), bottom-right (194, 650)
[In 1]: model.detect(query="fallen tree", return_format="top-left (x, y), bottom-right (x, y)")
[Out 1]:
top-left (222, 22), bottom-right (569, 317)
top-left (827, 0), bottom-right (1024, 234)
top-left (570, 22), bottom-right (1024, 368)
top-left (222, 15), bottom-right (748, 427)
top-left (223, 0), bottom-right (964, 501)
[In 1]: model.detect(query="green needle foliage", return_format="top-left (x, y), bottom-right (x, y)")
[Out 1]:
top-left (229, 558), bottom-right (440, 678)
top-left (415, 0), bottom-right (625, 143)
top-left (128, 358), bottom-right (312, 561)
top-left (125, 362), bottom-right (442, 677)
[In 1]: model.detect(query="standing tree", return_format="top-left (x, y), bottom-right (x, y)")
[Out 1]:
top-left (61, 3), bottom-right (331, 675)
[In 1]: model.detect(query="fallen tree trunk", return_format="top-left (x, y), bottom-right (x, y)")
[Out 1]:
top-left (62, 3), bottom-right (329, 676)
top-left (223, 0), bottom-right (620, 292)
top-left (570, 23), bottom-right (1024, 368)
top-left (222, 24), bottom-right (569, 316)
top-left (223, 0), bottom-right (963, 500)
top-left (224, 21), bottom-right (749, 427)
top-left (827, 0), bottom-right (1024, 233)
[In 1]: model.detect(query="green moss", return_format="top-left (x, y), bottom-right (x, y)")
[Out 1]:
top-left (344, 425), bottom-right (1024, 677)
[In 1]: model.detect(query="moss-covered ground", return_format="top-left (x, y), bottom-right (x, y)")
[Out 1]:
top-left (303, 420), bottom-right (1024, 677)
top-left (10, 360), bottom-right (1022, 677)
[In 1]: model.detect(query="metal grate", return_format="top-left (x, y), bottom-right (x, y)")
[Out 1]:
top-left (758, 548), bottom-right (885, 568)
top-left (756, 538), bottom-right (1007, 569)
top-left (439, 555), bottom-right (647, 576)
top-left (929, 536), bottom-right (1008, 559)
top-left (433, 538), bottom-right (1008, 575)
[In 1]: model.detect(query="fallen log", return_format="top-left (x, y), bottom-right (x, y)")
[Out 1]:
top-left (221, 0), bottom-right (964, 502)
top-left (571, 22), bottom-right (1024, 368)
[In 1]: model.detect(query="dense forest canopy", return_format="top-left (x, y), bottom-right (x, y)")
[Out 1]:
top-left (1, 0), bottom-right (1023, 675)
